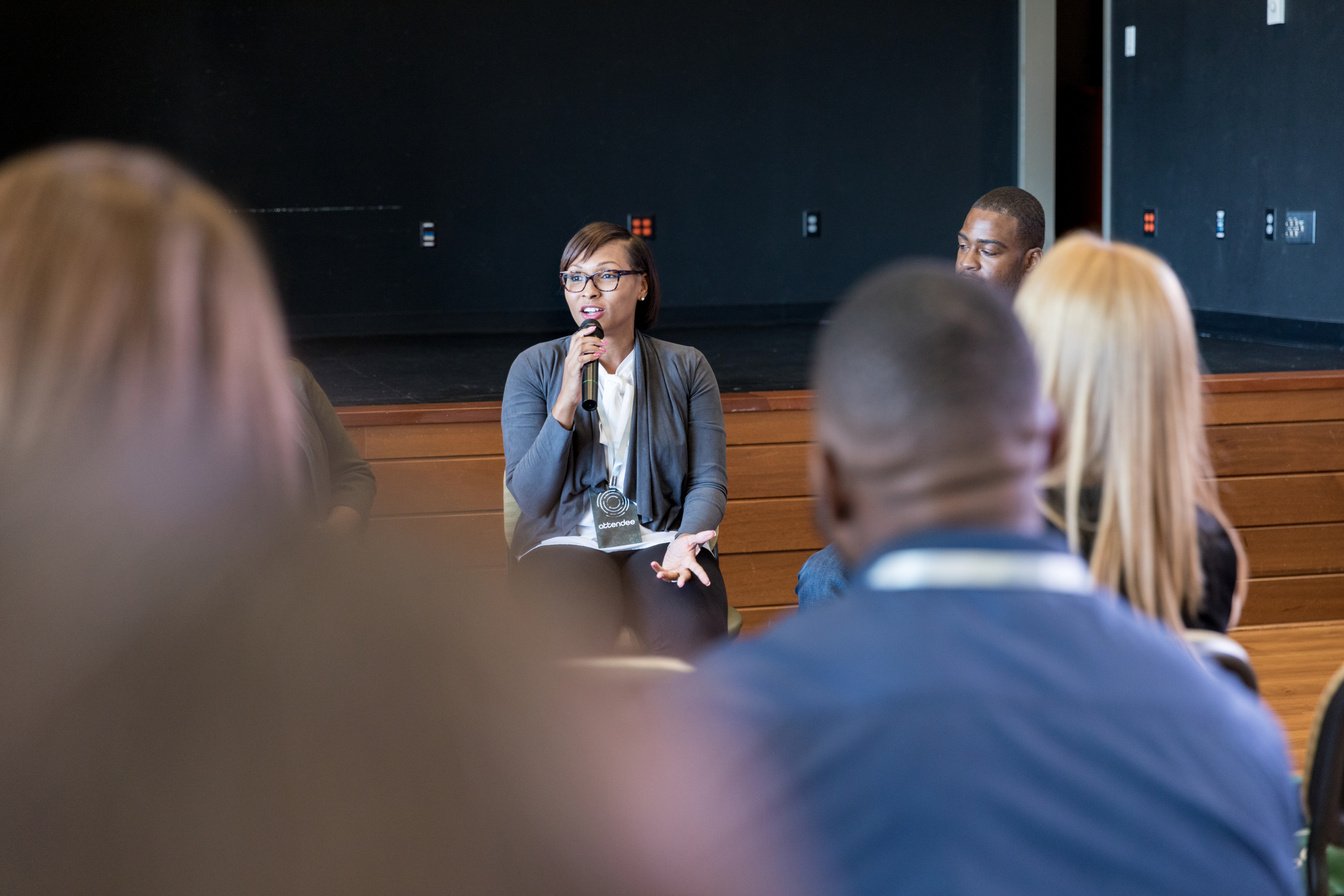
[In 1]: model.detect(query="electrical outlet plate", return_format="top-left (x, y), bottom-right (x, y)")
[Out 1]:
top-left (1267, 0), bottom-right (1285, 25)
top-left (1284, 210), bottom-right (1316, 244)
top-left (626, 215), bottom-right (655, 239)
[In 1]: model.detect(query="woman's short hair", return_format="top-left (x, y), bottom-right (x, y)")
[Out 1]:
top-left (559, 221), bottom-right (661, 330)
top-left (1014, 231), bottom-right (1243, 628)
top-left (0, 142), bottom-right (298, 505)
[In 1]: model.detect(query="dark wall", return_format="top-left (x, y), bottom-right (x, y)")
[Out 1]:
top-left (4, 2), bottom-right (1017, 336)
top-left (1111, 0), bottom-right (1344, 332)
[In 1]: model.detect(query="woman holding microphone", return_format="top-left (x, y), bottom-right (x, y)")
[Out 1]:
top-left (502, 222), bottom-right (728, 658)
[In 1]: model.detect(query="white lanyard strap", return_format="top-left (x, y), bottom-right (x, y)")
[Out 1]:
top-left (864, 548), bottom-right (1095, 596)
top-left (596, 353), bottom-right (636, 491)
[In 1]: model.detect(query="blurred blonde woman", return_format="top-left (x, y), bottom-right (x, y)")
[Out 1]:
top-left (0, 142), bottom-right (301, 749)
top-left (0, 141), bottom-right (298, 509)
top-left (1015, 232), bottom-right (1246, 632)
top-left (0, 144), bottom-right (793, 896)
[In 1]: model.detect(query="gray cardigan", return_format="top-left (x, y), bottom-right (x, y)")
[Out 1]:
top-left (502, 332), bottom-right (727, 557)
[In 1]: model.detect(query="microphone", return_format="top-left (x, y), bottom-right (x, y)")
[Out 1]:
top-left (580, 319), bottom-right (603, 412)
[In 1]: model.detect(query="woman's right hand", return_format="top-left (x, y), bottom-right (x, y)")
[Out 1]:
top-left (551, 324), bottom-right (606, 429)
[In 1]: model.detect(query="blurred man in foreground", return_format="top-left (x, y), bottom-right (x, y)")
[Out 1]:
top-left (667, 264), bottom-right (1298, 895)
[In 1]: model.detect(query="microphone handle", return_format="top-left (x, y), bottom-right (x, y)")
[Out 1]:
top-left (579, 320), bottom-right (603, 412)
top-left (581, 359), bottom-right (599, 411)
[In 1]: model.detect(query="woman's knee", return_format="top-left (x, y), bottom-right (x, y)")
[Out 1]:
top-left (624, 548), bottom-right (727, 658)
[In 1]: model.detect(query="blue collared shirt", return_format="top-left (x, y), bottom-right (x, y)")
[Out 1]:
top-left (671, 528), bottom-right (1300, 895)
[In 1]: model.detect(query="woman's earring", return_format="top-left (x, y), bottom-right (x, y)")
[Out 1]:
top-left (639, 295), bottom-right (646, 301)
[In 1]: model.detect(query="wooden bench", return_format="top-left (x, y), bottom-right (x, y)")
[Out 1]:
top-left (338, 369), bottom-right (1344, 768)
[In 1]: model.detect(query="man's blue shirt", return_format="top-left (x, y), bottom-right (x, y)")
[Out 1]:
top-left (674, 528), bottom-right (1299, 895)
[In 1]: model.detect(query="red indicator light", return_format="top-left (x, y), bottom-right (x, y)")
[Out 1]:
top-left (1142, 208), bottom-right (1157, 237)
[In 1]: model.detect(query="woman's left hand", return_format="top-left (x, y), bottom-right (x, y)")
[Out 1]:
top-left (650, 530), bottom-right (717, 588)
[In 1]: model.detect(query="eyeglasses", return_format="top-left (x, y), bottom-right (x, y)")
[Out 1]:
top-left (558, 269), bottom-right (644, 293)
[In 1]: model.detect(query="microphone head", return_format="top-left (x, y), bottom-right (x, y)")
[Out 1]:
top-left (580, 319), bottom-right (603, 339)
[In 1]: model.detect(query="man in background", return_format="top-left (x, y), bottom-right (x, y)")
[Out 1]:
top-left (796, 185), bottom-right (1045, 605)
top-left (956, 185), bottom-right (1044, 293)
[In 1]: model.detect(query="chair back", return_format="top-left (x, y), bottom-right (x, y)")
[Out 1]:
top-left (503, 477), bottom-right (521, 550)
top-left (1304, 662), bottom-right (1344, 896)
top-left (1182, 629), bottom-right (1259, 693)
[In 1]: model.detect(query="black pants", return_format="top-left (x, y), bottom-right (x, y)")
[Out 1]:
top-left (514, 543), bottom-right (728, 660)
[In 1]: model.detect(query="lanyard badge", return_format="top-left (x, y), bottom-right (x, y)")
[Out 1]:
top-left (592, 484), bottom-right (642, 549)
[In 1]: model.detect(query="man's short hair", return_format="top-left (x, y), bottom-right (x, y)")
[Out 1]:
top-left (972, 186), bottom-right (1045, 250)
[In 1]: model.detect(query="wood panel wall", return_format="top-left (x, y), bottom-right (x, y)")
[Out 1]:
top-left (1205, 372), bottom-right (1344, 629)
top-left (339, 370), bottom-right (1344, 768)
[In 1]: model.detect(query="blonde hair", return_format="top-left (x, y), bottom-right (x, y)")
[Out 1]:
top-left (1014, 232), bottom-right (1245, 629)
top-left (0, 142), bottom-right (298, 502)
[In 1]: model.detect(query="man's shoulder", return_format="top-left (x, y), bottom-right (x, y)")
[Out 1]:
top-left (687, 585), bottom-right (969, 720)
top-left (692, 579), bottom-right (1271, 724)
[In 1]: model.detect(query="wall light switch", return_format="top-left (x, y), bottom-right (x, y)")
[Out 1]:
top-left (1267, 0), bottom-right (1285, 25)
top-left (1124, 26), bottom-right (1136, 57)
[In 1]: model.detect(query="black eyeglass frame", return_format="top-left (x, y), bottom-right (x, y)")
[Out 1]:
top-left (557, 269), bottom-right (646, 293)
